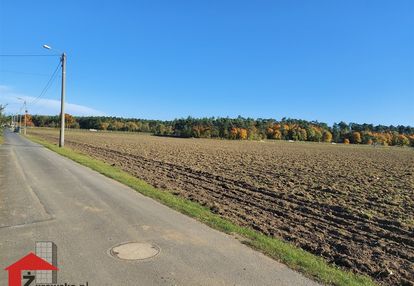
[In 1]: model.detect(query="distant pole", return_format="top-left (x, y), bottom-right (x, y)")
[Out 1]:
top-left (16, 97), bottom-right (26, 134)
top-left (24, 100), bottom-right (27, 135)
top-left (19, 113), bottom-right (22, 133)
top-left (59, 53), bottom-right (66, 147)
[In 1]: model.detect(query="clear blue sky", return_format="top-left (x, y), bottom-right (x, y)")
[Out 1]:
top-left (1, 0), bottom-right (413, 125)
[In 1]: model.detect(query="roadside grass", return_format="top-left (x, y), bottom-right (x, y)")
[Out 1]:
top-left (0, 128), bottom-right (4, 144)
top-left (27, 134), bottom-right (376, 286)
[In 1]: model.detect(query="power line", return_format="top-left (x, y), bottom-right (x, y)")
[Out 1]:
top-left (0, 69), bottom-right (50, 76)
top-left (0, 54), bottom-right (60, 57)
top-left (30, 61), bottom-right (61, 106)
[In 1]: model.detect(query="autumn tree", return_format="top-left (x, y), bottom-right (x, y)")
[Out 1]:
top-left (351, 132), bottom-right (362, 144)
top-left (280, 124), bottom-right (290, 140)
top-left (65, 114), bottom-right (76, 128)
top-left (125, 121), bottom-right (139, 131)
top-left (238, 128), bottom-right (248, 140)
top-left (99, 122), bottom-right (110, 130)
top-left (298, 128), bottom-right (307, 141)
top-left (395, 135), bottom-right (410, 146)
top-left (247, 126), bottom-right (258, 140)
top-left (322, 130), bottom-right (332, 142)
top-left (230, 127), bottom-right (238, 139)
top-left (272, 129), bottom-right (282, 140)
top-left (109, 121), bottom-right (124, 131)
top-left (25, 114), bottom-right (34, 127)
top-left (313, 127), bottom-right (323, 142)
top-left (361, 132), bottom-right (374, 144)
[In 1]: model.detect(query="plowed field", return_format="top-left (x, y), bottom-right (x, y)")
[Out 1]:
top-left (28, 128), bottom-right (414, 285)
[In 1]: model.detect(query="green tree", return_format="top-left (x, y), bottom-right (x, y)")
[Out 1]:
top-left (332, 123), bottom-right (340, 142)
top-left (0, 104), bottom-right (6, 126)
top-left (306, 127), bottom-right (315, 141)
top-left (155, 123), bottom-right (167, 135)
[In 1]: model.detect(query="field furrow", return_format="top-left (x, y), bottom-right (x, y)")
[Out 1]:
top-left (29, 129), bottom-right (414, 285)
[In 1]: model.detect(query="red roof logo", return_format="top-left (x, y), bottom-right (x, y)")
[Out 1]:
top-left (5, 252), bottom-right (58, 286)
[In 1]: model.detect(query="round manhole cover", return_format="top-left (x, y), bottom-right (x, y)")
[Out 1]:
top-left (110, 242), bottom-right (160, 260)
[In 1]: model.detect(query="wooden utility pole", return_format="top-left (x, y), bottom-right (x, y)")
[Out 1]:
top-left (59, 53), bottom-right (66, 147)
top-left (24, 100), bottom-right (27, 135)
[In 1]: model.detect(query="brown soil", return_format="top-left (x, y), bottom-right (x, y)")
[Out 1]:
top-left (29, 129), bottom-right (414, 285)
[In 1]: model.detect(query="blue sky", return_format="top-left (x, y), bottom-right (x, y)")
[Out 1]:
top-left (0, 0), bottom-right (413, 125)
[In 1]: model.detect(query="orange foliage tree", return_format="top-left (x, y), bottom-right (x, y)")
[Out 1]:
top-left (239, 128), bottom-right (248, 140)
top-left (352, 132), bottom-right (361, 144)
top-left (65, 114), bottom-right (76, 128)
top-left (25, 114), bottom-right (34, 127)
top-left (229, 127), bottom-right (248, 140)
top-left (322, 130), bottom-right (332, 142)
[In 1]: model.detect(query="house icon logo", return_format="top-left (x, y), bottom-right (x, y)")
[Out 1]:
top-left (4, 242), bottom-right (58, 286)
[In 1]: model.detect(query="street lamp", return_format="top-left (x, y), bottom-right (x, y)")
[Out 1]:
top-left (43, 44), bottom-right (66, 147)
top-left (16, 97), bottom-right (27, 135)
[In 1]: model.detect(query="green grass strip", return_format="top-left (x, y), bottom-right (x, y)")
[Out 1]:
top-left (0, 129), bottom-right (4, 145)
top-left (27, 134), bottom-right (376, 286)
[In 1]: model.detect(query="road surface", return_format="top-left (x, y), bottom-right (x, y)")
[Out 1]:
top-left (0, 131), bottom-right (318, 285)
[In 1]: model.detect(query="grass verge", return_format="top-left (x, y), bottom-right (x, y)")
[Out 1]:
top-left (0, 128), bottom-right (4, 145)
top-left (27, 134), bottom-right (376, 286)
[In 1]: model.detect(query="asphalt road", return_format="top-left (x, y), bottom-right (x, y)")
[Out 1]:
top-left (0, 130), bottom-right (318, 285)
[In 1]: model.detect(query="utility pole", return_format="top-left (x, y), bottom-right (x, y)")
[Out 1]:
top-left (24, 100), bottom-right (27, 135)
top-left (16, 98), bottom-right (25, 134)
top-left (19, 112), bottom-right (22, 133)
top-left (59, 53), bottom-right (66, 147)
top-left (42, 45), bottom-right (66, 147)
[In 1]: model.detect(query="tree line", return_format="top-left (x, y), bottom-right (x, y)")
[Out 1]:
top-left (0, 105), bottom-right (6, 124)
top-left (19, 114), bottom-right (414, 147)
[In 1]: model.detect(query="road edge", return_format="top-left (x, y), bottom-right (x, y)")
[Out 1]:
top-left (26, 134), bottom-right (377, 286)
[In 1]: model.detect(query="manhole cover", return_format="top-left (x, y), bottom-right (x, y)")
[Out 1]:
top-left (110, 242), bottom-right (160, 260)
